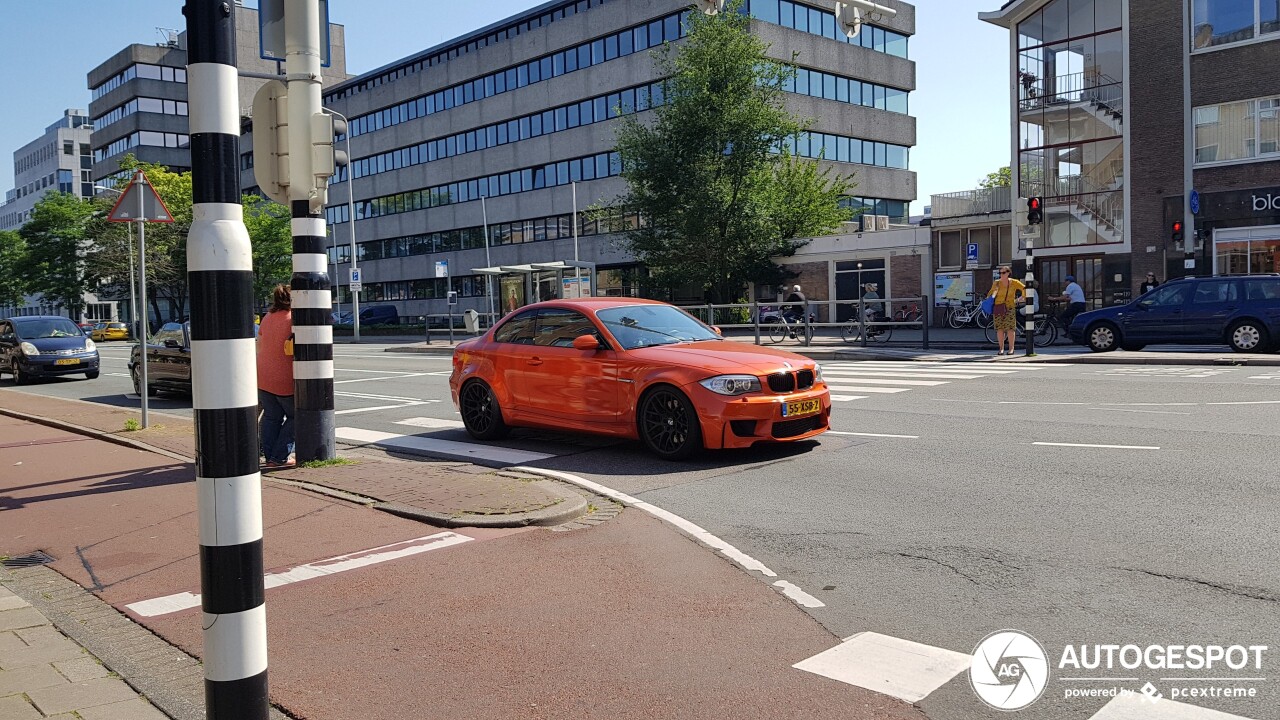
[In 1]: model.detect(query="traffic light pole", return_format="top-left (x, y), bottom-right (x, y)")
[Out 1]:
top-left (287, 0), bottom-right (335, 462)
top-left (183, 1), bottom-right (269, 718)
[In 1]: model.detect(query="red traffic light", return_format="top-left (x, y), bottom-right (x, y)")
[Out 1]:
top-left (1172, 221), bottom-right (1183, 232)
top-left (1028, 197), bottom-right (1041, 210)
top-left (1026, 196), bottom-right (1043, 224)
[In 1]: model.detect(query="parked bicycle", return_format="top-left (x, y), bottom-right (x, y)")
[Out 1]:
top-left (945, 295), bottom-right (993, 329)
top-left (893, 302), bottom-right (923, 323)
top-left (983, 305), bottom-right (1057, 347)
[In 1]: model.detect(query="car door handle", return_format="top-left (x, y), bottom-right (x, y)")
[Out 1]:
top-left (527, 357), bottom-right (543, 366)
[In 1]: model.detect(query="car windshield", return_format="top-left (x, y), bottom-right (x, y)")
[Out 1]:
top-left (15, 318), bottom-right (83, 339)
top-left (597, 305), bottom-right (721, 350)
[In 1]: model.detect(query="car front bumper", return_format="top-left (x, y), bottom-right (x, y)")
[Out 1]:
top-left (19, 354), bottom-right (100, 377)
top-left (690, 385), bottom-right (832, 450)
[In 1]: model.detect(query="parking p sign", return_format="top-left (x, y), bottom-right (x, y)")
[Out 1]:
top-left (349, 267), bottom-right (362, 291)
top-left (966, 243), bottom-right (979, 262)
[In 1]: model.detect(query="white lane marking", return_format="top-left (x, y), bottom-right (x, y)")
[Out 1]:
top-left (825, 361), bottom-right (1059, 369)
top-left (336, 390), bottom-right (434, 402)
top-left (828, 431), bottom-right (919, 439)
top-left (334, 373), bottom-right (432, 385)
top-left (334, 368), bottom-right (424, 374)
top-left (824, 378), bottom-right (948, 387)
top-left (1206, 400), bottom-right (1280, 405)
top-left (793, 632), bottom-right (971, 704)
top-left (820, 371), bottom-right (986, 380)
top-left (823, 385), bottom-right (909, 394)
top-left (1088, 692), bottom-right (1257, 719)
top-left (512, 466), bottom-right (786, 583)
top-left (334, 402), bottom-right (432, 415)
top-left (336, 427), bottom-right (554, 464)
top-left (1094, 408), bottom-right (1192, 416)
top-left (830, 395), bottom-right (868, 402)
top-left (772, 580), bottom-right (825, 608)
top-left (1033, 442), bottom-right (1161, 450)
top-left (106, 372), bottom-right (130, 377)
top-left (396, 417), bottom-right (466, 429)
top-left (826, 365), bottom-right (1017, 374)
top-left (126, 532), bottom-right (473, 617)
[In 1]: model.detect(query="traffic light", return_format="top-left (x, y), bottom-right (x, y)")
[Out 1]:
top-left (1027, 196), bottom-right (1043, 225)
top-left (1172, 220), bottom-right (1184, 244)
top-left (251, 79), bottom-right (290, 206)
top-left (1016, 197), bottom-right (1029, 226)
top-left (309, 111), bottom-right (348, 213)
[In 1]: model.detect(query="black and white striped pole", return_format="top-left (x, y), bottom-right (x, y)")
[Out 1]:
top-left (183, 1), bottom-right (269, 718)
top-left (1024, 197), bottom-right (1042, 358)
top-left (286, 0), bottom-right (336, 461)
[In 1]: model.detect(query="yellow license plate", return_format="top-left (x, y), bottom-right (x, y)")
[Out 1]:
top-left (54, 359), bottom-right (80, 366)
top-left (782, 399), bottom-right (820, 417)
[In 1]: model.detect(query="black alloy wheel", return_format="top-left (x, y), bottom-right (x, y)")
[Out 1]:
top-left (638, 386), bottom-right (702, 461)
top-left (459, 380), bottom-right (510, 440)
top-left (11, 361), bottom-right (28, 386)
top-left (131, 366), bottom-right (157, 397)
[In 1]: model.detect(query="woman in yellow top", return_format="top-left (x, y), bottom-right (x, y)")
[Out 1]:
top-left (987, 266), bottom-right (1026, 356)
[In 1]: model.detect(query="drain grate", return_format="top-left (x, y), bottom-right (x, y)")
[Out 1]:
top-left (2, 551), bottom-right (55, 568)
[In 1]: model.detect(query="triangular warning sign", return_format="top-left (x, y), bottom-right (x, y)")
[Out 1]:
top-left (106, 170), bottom-right (175, 223)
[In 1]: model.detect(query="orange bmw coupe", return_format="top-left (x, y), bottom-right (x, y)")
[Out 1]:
top-left (449, 298), bottom-right (831, 460)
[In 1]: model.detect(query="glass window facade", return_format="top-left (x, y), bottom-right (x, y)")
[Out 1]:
top-left (1191, 0), bottom-right (1280, 49)
top-left (1017, 0), bottom-right (1124, 248)
top-left (1194, 95), bottom-right (1280, 163)
top-left (94, 131), bottom-right (190, 162)
top-left (91, 64), bottom-right (186, 101)
top-left (92, 97), bottom-right (189, 132)
top-left (749, 0), bottom-right (909, 58)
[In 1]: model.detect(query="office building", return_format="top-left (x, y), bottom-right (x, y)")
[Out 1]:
top-left (313, 0), bottom-right (917, 320)
top-left (0, 109), bottom-right (94, 231)
top-left (981, 0), bottom-right (1280, 308)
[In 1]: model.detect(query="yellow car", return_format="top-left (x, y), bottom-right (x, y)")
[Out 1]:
top-left (90, 322), bottom-right (130, 342)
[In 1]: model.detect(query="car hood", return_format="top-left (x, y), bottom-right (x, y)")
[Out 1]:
top-left (22, 336), bottom-right (94, 352)
top-left (625, 340), bottom-right (816, 375)
top-left (1072, 305), bottom-right (1126, 327)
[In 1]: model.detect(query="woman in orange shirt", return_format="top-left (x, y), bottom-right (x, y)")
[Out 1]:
top-left (987, 266), bottom-right (1026, 356)
top-left (257, 285), bottom-right (295, 468)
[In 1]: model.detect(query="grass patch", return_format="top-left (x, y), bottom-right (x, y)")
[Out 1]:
top-left (122, 419), bottom-right (141, 432)
top-left (299, 457), bottom-right (356, 469)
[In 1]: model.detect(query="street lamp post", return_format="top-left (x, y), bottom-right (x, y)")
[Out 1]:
top-left (323, 107), bottom-right (360, 342)
top-left (481, 195), bottom-right (494, 323)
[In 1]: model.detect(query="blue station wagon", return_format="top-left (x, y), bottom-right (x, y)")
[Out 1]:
top-left (1068, 275), bottom-right (1280, 353)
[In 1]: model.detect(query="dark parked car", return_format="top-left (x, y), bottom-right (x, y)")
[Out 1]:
top-left (128, 321), bottom-right (192, 395)
top-left (0, 316), bottom-right (100, 384)
top-left (359, 305), bottom-right (399, 325)
top-left (1068, 275), bottom-right (1280, 353)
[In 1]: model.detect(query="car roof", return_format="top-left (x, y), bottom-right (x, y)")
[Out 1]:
top-left (514, 298), bottom-right (670, 312)
top-left (8, 315), bottom-right (75, 322)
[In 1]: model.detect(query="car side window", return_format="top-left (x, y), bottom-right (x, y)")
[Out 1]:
top-left (1145, 285), bottom-right (1189, 307)
top-left (152, 322), bottom-right (182, 346)
top-left (0, 322), bottom-right (10, 341)
top-left (533, 309), bottom-right (603, 348)
top-left (1192, 281), bottom-right (1236, 304)
top-left (1245, 280), bottom-right (1280, 300)
top-left (493, 310), bottom-right (538, 344)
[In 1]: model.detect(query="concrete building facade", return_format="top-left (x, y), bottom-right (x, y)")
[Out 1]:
top-left (0, 110), bottom-right (94, 231)
top-left (981, 0), bottom-right (1280, 309)
top-left (310, 0), bottom-right (917, 321)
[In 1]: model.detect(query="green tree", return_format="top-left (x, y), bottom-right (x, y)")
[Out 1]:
top-left (20, 192), bottom-right (101, 318)
top-left (243, 193), bottom-right (293, 307)
top-left (0, 230), bottom-right (29, 308)
top-left (612, 1), bottom-right (853, 302)
top-left (978, 166), bottom-right (1012, 189)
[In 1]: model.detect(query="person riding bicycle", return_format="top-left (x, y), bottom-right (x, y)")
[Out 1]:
top-left (1050, 275), bottom-right (1088, 328)
top-left (783, 285), bottom-right (807, 323)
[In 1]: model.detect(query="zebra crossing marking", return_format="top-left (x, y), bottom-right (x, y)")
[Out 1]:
top-left (821, 361), bottom-right (1047, 403)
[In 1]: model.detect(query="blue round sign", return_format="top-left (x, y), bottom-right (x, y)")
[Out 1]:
top-left (1190, 190), bottom-right (1200, 215)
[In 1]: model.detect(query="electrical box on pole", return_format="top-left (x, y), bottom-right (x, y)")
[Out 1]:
top-left (251, 79), bottom-right (290, 205)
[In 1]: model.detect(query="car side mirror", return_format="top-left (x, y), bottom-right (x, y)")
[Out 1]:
top-left (712, 326), bottom-right (723, 335)
top-left (572, 334), bottom-right (601, 351)
top-left (1135, 301), bottom-right (1152, 311)
top-left (163, 339), bottom-right (182, 349)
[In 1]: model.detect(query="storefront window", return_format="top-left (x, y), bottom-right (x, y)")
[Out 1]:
top-left (1216, 237), bottom-right (1280, 274)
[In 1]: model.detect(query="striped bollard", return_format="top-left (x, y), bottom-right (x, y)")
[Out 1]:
top-left (291, 207), bottom-right (335, 461)
top-left (184, 1), bottom-right (269, 718)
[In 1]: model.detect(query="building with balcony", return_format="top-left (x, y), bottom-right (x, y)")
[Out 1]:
top-left (87, 3), bottom-right (347, 186)
top-left (305, 0), bottom-right (917, 320)
top-left (981, 0), bottom-right (1280, 308)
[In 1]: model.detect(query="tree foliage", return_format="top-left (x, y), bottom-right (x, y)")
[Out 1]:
top-left (0, 230), bottom-right (29, 308)
top-left (20, 192), bottom-right (101, 318)
top-left (243, 193), bottom-right (293, 306)
top-left (611, 1), bottom-right (853, 302)
top-left (978, 166), bottom-right (1012, 189)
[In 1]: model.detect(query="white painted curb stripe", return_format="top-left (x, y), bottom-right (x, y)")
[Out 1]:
top-left (511, 466), bottom-right (781, 580)
top-left (396, 417), bottom-right (466, 429)
top-left (128, 532), bottom-right (472, 617)
top-left (337, 427), bottom-right (553, 464)
top-left (196, 474), bottom-right (264, 547)
top-left (1088, 692), bottom-right (1256, 719)
top-left (1033, 442), bottom-right (1161, 450)
top-left (830, 395), bottom-right (868, 402)
top-left (793, 631), bottom-right (971, 704)
top-left (201, 605), bottom-right (268, 681)
top-left (773, 580), bottom-right (825, 608)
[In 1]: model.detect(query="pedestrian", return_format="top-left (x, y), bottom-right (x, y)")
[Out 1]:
top-left (1140, 272), bottom-right (1160, 295)
top-left (784, 284), bottom-right (807, 338)
top-left (1051, 274), bottom-right (1088, 328)
top-left (986, 266), bottom-right (1025, 356)
top-left (257, 284), bottom-right (295, 469)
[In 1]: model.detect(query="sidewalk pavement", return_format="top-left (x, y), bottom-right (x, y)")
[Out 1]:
top-left (0, 583), bottom-right (168, 720)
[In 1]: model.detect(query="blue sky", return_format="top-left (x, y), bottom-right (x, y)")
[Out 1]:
top-left (0, 0), bottom-right (1009, 214)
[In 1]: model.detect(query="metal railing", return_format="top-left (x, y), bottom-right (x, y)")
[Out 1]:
top-left (930, 187), bottom-right (1012, 219)
top-left (674, 296), bottom-right (932, 349)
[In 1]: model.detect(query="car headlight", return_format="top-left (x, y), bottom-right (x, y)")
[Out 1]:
top-left (84, 339), bottom-right (96, 352)
top-left (813, 364), bottom-right (824, 384)
top-left (19, 342), bottom-right (39, 356)
top-left (699, 374), bottom-right (761, 396)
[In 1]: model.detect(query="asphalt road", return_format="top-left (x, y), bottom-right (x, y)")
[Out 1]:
top-left (7, 341), bottom-right (1279, 720)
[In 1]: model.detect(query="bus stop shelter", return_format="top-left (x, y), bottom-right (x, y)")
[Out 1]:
top-left (472, 260), bottom-right (596, 317)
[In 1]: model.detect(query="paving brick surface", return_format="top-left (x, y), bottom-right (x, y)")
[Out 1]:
top-left (77, 697), bottom-right (171, 720)
top-left (27, 676), bottom-right (140, 715)
top-left (0, 694), bottom-right (42, 720)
